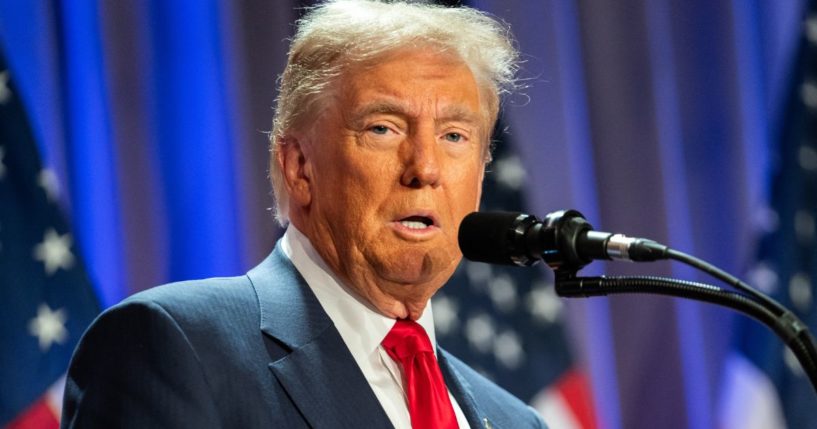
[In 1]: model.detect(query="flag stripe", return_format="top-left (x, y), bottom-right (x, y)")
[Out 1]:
top-left (555, 370), bottom-right (598, 429)
top-left (531, 383), bottom-right (581, 429)
top-left (4, 397), bottom-right (59, 429)
top-left (718, 353), bottom-right (786, 429)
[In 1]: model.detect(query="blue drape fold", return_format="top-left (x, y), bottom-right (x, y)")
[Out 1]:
top-left (0, 1), bottom-right (807, 427)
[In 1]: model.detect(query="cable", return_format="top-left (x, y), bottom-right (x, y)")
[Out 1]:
top-left (665, 248), bottom-right (787, 317)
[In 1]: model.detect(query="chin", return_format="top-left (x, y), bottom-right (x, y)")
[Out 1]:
top-left (381, 249), bottom-right (446, 283)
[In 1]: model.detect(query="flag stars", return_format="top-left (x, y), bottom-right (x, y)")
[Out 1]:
top-left (794, 209), bottom-right (815, 244)
top-left (806, 15), bottom-right (817, 45)
top-left (746, 262), bottom-right (779, 295)
top-left (28, 304), bottom-right (68, 351)
top-left (492, 155), bottom-right (527, 191)
top-left (799, 145), bottom-right (817, 172)
top-left (788, 273), bottom-right (812, 313)
top-left (494, 330), bottom-right (525, 370)
top-left (462, 310), bottom-right (526, 369)
top-left (38, 169), bottom-right (60, 201)
top-left (432, 294), bottom-right (460, 336)
top-left (465, 313), bottom-right (496, 354)
top-left (751, 205), bottom-right (779, 234)
top-left (465, 261), bottom-right (492, 290)
top-left (526, 281), bottom-right (563, 325)
top-left (34, 229), bottom-right (75, 275)
top-left (802, 80), bottom-right (817, 110)
top-left (0, 70), bottom-right (11, 104)
top-left (487, 274), bottom-right (518, 312)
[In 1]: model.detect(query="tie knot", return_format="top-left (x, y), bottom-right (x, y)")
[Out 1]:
top-left (382, 319), bottom-right (434, 361)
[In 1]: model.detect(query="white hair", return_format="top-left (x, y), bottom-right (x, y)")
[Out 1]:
top-left (270, 0), bottom-right (520, 224)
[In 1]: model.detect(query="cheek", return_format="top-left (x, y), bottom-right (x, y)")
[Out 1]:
top-left (440, 165), bottom-right (484, 247)
top-left (320, 151), bottom-right (397, 222)
top-left (450, 162), bottom-right (484, 208)
top-left (347, 155), bottom-right (396, 197)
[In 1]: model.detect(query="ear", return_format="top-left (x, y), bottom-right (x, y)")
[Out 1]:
top-left (277, 133), bottom-right (313, 209)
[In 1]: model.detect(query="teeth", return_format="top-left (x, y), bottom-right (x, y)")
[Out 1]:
top-left (400, 220), bottom-right (428, 230)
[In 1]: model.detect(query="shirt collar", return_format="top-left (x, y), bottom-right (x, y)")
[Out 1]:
top-left (281, 226), bottom-right (438, 356)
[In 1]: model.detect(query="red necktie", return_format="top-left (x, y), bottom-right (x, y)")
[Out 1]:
top-left (382, 319), bottom-right (459, 429)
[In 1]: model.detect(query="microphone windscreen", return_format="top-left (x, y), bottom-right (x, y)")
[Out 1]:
top-left (458, 211), bottom-right (523, 265)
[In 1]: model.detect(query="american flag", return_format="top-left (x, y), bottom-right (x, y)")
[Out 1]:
top-left (720, 1), bottom-right (817, 427)
top-left (433, 120), bottom-right (597, 428)
top-left (0, 51), bottom-right (99, 428)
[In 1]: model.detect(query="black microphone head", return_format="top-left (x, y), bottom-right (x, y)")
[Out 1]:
top-left (458, 211), bottom-right (537, 266)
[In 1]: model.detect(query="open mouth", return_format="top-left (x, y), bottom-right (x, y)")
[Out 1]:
top-left (398, 215), bottom-right (435, 230)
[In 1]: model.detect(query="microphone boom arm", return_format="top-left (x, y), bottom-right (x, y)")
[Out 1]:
top-left (458, 209), bottom-right (817, 396)
top-left (554, 273), bottom-right (817, 395)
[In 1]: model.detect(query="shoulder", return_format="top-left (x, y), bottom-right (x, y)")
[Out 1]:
top-left (73, 275), bottom-right (259, 359)
top-left (66, 274), bottom-right (265, 382)
top-left (124, 275), bottom-right (255, 308)
top-left (441, 350), bottom-right (548, 429)
top-left (62, 278), bottom-right (255, 427)
top-left (63, 275), bottom-right (272, 427)
top-left (117, 275), bottom-right (257, 325)
top-left (86, 275), bottom-right (265, 360)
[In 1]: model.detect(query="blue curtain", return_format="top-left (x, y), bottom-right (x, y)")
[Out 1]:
top-left (0, 0), bottom-right (290, 307)
top-left (0, 1), bottom-right (807, 428)
top-left (467, 1), bottom-right (805, 427)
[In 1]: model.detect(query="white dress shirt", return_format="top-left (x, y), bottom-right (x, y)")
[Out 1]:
top-left (281, 226), bottom-right (471, 429)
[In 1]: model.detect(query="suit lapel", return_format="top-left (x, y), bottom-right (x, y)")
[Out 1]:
top-left (438, 348), bottom-right (494, 429)
top-left (248, 245), bottom-right (393, 429)
top-left (268, 327), bottom-right (395, 428)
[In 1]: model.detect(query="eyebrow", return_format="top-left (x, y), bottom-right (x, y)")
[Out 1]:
top-left (348, 99), bottom-right (483, 127)
top-left (349, 100), bottom-right (411, 124)
top-left (437, 104), bottom-right (482, 125)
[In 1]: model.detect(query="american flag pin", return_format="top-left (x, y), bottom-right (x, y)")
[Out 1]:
top-left (482, 417), bottom-right (493, 429)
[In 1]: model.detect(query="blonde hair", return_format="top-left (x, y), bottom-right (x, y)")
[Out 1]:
top-left (270, 0), bottom-right (519, 224)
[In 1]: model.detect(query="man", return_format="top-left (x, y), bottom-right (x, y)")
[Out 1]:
top-left (62, 1), bottom-right (547, 428)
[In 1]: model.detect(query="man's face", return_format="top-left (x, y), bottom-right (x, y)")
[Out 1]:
top-left (284, 49), bottom-right (488, 320)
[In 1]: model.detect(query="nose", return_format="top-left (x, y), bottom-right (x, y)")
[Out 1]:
top-left (400, 126), bottom-right (441, 188)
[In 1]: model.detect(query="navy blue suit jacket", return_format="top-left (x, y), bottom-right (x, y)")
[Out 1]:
top-left (62, 244), bottom-right (547, 428)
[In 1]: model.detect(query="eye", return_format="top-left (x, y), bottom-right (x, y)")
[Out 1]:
top-left (444, 132), bottom-right (463, 143)
top-left (369, 125), bottom-right (391, 135)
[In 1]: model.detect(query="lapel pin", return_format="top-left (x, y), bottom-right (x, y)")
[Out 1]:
top-left (483, 417), bottom-right (493, 429)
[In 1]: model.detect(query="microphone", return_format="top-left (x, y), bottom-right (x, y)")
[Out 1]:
top-left (458, 210), bottom-right (669, 271)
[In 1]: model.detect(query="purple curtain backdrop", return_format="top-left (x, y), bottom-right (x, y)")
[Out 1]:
top-left (0, 1), bottom-right (807, 428)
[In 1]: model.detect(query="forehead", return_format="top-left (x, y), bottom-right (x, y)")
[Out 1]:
top-left (336, 49), bottom-right (486, 120)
